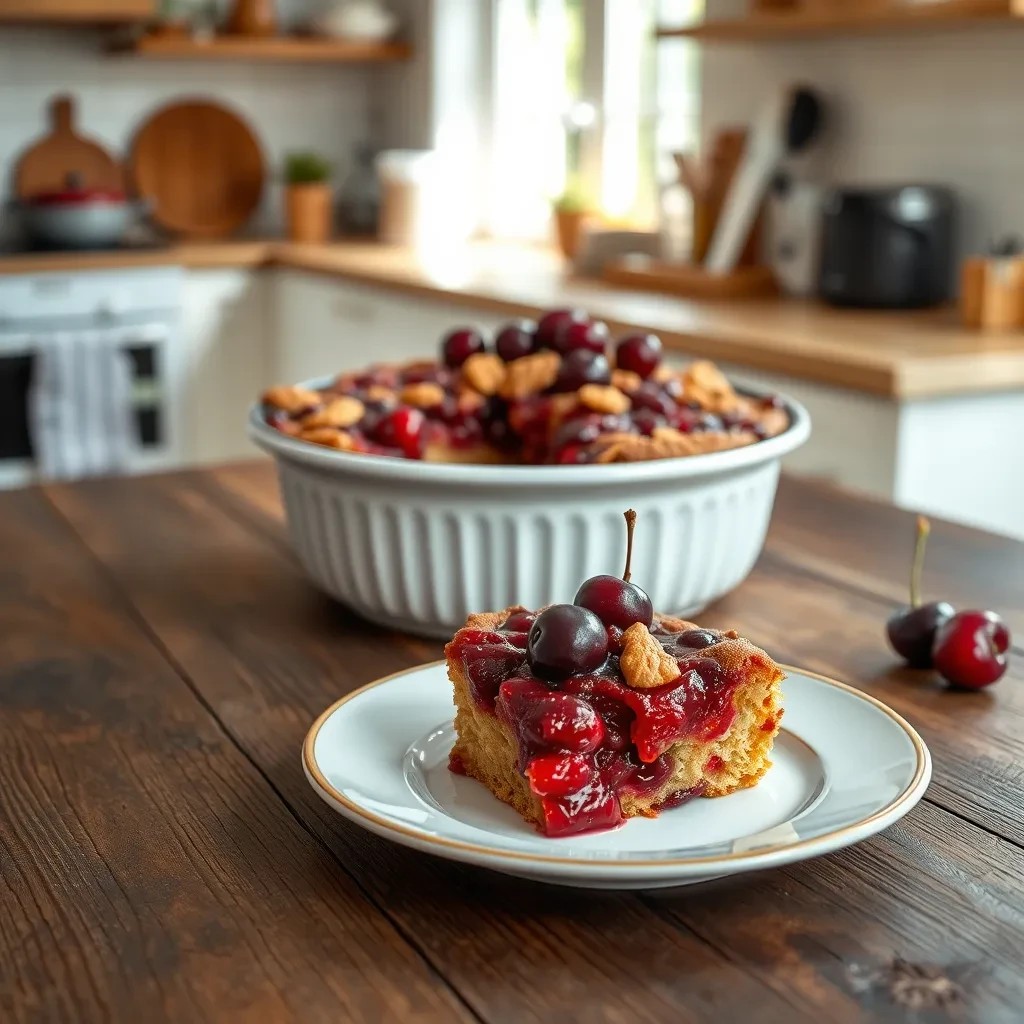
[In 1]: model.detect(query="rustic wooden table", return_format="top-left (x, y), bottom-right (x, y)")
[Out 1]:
top-left (4, 463), bottom-right (1023, 1023)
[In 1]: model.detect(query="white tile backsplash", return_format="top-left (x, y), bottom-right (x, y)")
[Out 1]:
top-left (700, 2), bottom-right (1024, 260)
top-left (0, 25), bottom-right (373, 241)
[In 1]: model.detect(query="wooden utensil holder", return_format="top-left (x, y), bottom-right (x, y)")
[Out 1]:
top-left (961, 256), bottom-right (1024, 330)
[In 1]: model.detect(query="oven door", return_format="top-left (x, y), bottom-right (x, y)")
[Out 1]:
top-left (0, 324), bottom-right (182, 488)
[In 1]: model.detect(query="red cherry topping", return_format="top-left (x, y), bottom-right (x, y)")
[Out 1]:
top-left (554, 318), bottom-right (609, 355)
top-left (527, 604), bottom-right (609, 680)
top-left (526, 753), bottom-right (594, 797)
top-left (521, 693), bottom-right (606, 752)
top-left (574, 509), bottom-right (654, 629)
top-left (534, 308), bottom-right (584, 350)
top-left (495, 320), bottom-right (537, 362)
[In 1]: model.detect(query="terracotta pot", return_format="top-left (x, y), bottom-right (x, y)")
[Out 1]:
top-left (554, 208), bottom-right (588, 259)
top-left (286, 183), bottom-right (333, 244)
top-left (225, 0), bottom-right (277, 36)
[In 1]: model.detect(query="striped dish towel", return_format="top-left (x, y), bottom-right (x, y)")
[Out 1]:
top-left (28, 329), bottom-right (138, 481)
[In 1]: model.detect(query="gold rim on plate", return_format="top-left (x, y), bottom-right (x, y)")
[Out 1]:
top-left (302, 660), bottom-right (929, 870)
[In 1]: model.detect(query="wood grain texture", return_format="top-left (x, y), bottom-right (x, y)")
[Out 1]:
top-left (129, 101), bottom-right (264, 238)
top-left (657, 0), bottom-right (1022, 40)
top-left (119, 35), bottom-right (413, 62)
top-left (37, 463), bottom-right (1024, 1023)
top-left (14, 95), bottom-right (124, 199)
top-left (0, 486), bottom-right (474, 1024)
top-left (0, 0), bottom-right (151, 22)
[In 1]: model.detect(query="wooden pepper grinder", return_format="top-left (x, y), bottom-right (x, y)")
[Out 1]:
top-left (225, 0), bottom-right (277, 36)
top-left (961, 236), bottom-right (1024, 330)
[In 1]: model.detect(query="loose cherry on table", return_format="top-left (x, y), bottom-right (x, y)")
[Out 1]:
top-left (886, 516), bottom-right (955, 668)
top-left (574, 509), bottom-right (654, 630)
top-left (615, 333), bottom-right (663, 379)
top-left (932, 610), bottom-right (1010, 689)
top-left (441, 327), bottom-right (486, 368)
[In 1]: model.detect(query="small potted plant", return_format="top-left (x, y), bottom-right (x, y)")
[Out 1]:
top-left (553, 180), bottom-right (590, 260)
top-left (284, 152), bottom-right (333, 245)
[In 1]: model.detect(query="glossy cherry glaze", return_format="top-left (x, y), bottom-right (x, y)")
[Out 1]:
top-left (449, 621), bottom-right (739, 836)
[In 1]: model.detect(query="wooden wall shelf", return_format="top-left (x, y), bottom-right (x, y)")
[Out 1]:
top-left (112, 34), bottom-right (412, 63)
top-left (656, 0), bottom-right (1024, 42)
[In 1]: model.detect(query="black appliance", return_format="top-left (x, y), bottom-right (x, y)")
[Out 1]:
top-left (819, 185), bottom-right (956, 309)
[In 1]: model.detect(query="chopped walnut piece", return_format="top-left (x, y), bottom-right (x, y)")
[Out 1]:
top-left (299, 427), bottom-right (358, 451)
top-left (365, 385), bottom-right (397, 404)
top-left (578, 384), bottom-right (631, 415)
top-left (611, 369), bottom-right (643, 394)
top-left (262, 385), bottom-right (322, 414)
top-left (499, 350), bottom-right (560, 399)
top-left (620, 622), bottom-right (681, 689)
top-left (683, 360), bottom-right (740, 413)
top-left (400, 381), bottom-right (446, 409)
top-left (462, 353), bottom-right (507, 396)
top-left (455, 388), bottom-right (487, 414)
top-left (300, 396), bottom-right (365, 429)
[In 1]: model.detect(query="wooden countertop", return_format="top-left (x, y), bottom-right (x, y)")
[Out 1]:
top-left (3, 239), bottom-right (1023, 399)
top-left (6, 462), bottom-right (1024, 1021)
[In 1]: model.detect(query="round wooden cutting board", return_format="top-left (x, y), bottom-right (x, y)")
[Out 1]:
top-left (14, 95), bottom-right (124, 199)
top-left (129, 100), bottom-right (265, 238)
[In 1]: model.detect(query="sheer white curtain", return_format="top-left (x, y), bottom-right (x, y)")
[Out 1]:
top-left (486, 0), bottom-right (703, 239)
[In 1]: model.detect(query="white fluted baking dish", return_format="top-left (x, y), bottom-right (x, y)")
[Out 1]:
top-left (249, 388), bottom-right (810, 638)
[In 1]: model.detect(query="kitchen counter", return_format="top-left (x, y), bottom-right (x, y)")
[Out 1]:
top-left (6, 462), bottom-right (1024, 1021)
top-left (2, 239), bottom-right (1024, 399)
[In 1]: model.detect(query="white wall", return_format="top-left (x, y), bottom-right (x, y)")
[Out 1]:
top-left (0, 22), bottom-right (373, 241)
top-left (700, 0), bottom-right (1024, 262)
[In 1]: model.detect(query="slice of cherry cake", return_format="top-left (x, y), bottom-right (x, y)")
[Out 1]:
top-left (444, 513), bottom-right (785, 838)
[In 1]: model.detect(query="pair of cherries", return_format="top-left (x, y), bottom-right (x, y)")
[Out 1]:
top-left (525, 510), bottom-right (652, 680)
top-left (886, 516), bottom-right (1011, 689)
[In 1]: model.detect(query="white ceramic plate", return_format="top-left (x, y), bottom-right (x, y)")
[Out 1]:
top-left (303, 662), bottom-right (931, 889)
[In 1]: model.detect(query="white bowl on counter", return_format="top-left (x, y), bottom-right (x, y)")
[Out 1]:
top-left (249, 386), bottom-right (811, 638)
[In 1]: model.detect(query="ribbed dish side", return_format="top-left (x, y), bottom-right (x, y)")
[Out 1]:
top-left (273, 458), bottom-right (781, 637)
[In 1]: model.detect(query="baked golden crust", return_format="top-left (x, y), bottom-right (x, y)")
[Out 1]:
top-left (446, 607), bottom-right (785, 832)
top-left (261, 352), bottom-right (789, 466)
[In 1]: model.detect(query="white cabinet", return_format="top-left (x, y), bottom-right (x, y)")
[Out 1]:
top-left (272, 270), bottom-right (509, 382)
top-left (182, 269), bottom-right (272, 466)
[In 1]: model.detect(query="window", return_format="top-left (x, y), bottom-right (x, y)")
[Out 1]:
top-left (487, 0), bottom-right (703, 241)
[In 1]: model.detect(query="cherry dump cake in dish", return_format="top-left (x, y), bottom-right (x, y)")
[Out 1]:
top-left (444, 513), bottom-right (785, 837)
top-left (261, 309), bottom-right (789, 466)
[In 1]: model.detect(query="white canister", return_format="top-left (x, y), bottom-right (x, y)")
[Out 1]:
top-left (376, 150), bottom-right (436, 247)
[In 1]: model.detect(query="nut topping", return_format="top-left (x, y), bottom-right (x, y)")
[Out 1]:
top-left (462, 353), bottom-right (507, 396)
top-left (400, 381), bottom-right (446, 409)
top-left (578, 384), bottom-right (631, 415)
top-left (300, 396), bottom-right (365, 429)
top-left (499, 350), bottom-right (560, 399)
top-left (620, 622), bottom-right (681, 689)
top-left (262, 385), bottom-right (322, 414)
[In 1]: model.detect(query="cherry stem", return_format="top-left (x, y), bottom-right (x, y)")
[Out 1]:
top-left (623, 509), bottom-right (637, 583)
top-left (910, 515), bottom-right (930, 608)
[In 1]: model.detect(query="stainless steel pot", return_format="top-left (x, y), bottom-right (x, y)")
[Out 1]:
top-left (12, 179), bottom-right (148, 250)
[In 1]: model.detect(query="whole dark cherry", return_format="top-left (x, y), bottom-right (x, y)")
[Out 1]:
top-left (527, 604), bottom-right (609, 680)
top-left (495, 320), bottom-right (538, 362)
top-left (631, 383), bottom-right (675, 417)
top-left (371, 406), bottom-right (426, 458)
top-left (535, 308), bottom-right (585, 350)
top-left (676, 629), bottom-right (718, 649)
top-left (552, 350), bottom-right (612, 392)
top-left (574, 510), bottom-right (654, 630)
top-left (441, 328), bottom-right (486, 368)
top-left (554, 318), bottom-right (610, 356)
top-left (616, 333), bottom-right (663, 379)
top-left (886, 516), bottom-right (956, 667)
top-left (932, 611), bottom-right (1011, 689)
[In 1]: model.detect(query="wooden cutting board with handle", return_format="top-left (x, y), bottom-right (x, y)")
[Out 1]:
top-left (129, 100), bottom-right (265, 238)
top-left (14, 95), bottom-right (124, 199)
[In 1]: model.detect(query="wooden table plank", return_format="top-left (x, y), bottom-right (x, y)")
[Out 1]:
top-left (42, 467), bottom-right (1024, 1022)
top-left (0, 487), bottom-right (474, 1024)
top-left (769, 477), bottom-right (1024, 643)
top-left (44, 474), bottom-right (808, 1024)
